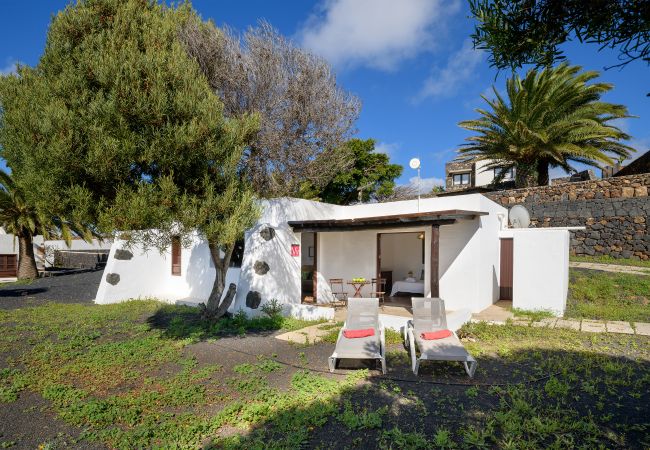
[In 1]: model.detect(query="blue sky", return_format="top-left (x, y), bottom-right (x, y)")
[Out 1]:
top-left (1, 0), bottom-right (648, 191)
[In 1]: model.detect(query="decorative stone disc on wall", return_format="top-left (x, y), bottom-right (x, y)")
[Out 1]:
top-left (106, 273), bottom-right (120, 285)
top-left (260, 227), bottom-right (275, 241)
top-left (114, 249), bottom-right (133, 260)
top-left (253, 260), bottom-right (270, 275)
top-left (246, 291), bottom-right (262, 309)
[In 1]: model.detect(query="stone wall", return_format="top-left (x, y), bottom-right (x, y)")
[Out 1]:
top-left (54, 249), bottom-right (110, 269)
top-left (483, 174), bottom-right (650, 260)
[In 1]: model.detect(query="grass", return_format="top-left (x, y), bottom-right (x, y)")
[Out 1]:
top-left (571, 255), bottom-right (650, 269)
top-left (566, 269), bottom-right (650, 322)
top-left (0, 300), bottom-right (648, 448)
top-left (512, 308), bottom-right (556, 322)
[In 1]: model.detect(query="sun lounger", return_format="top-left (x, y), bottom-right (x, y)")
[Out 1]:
top-left (405, 297), bottom-right (477, 377)
top-left (328, 297), bottom-right (386, 374)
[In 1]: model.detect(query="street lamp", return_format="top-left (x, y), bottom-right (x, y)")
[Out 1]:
top-left (409, 157), bottom-right (421, 212)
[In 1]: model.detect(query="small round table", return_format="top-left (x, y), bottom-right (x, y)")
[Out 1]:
top-left (347, 281), bottom-right (370, 298)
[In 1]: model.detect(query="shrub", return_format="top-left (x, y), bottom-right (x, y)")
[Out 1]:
top-left (261, 299), bottom-right (284, 318)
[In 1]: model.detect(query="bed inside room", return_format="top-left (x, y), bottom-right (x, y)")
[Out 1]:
top-left (378, 232), bottom-right (425, 300)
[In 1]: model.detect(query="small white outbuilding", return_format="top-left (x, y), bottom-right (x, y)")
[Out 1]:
top-left (95, 194), bottom-right (571, 318)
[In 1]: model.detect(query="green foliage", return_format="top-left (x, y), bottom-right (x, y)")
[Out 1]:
top-left (260, 298), bottom-right (284, 318)
top-left (314, 139), bottom-right (402, 204)
top-left (459, 63), bottom-right (633, 187)
top-left (338, 401), bottom-right (387, 431)
top-left (570, 255), bottom-right (650, 269)
top-left (469, 0), bottom-right (649, 72)
top-left (0, 170), bottom-right (98, 278)
top-left (566, 269), bottom-right (650, 321)
top-left (1, 300), bottom-right (649, 448)
top-left (0, 0), bottom-right (259, 290)
top-left (512, 308), bottom-right (556, 322)
top-left (378, 428), bottom-right (429, 449)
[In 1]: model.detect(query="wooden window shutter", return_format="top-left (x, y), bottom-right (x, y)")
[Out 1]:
top-left (171, 236), bottom-right (181, 276)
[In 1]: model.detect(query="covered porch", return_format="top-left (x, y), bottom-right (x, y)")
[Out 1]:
top-left (289, 209), bottom-right (488, 312)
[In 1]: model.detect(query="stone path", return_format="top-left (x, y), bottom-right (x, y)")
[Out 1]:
top-left (470, 299), bottom-right (650, 335)
top-left (569, 261), bottom-right (650, 275)
top-left (471, 315), bottom-right (650, 335)
top-left (275, 322), bottom-right (336, 345)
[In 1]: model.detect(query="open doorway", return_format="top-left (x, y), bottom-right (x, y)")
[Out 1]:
top-left (377, 232), bottom-right (425, 305)
top-left (300, 232), bottom-right (317, 303)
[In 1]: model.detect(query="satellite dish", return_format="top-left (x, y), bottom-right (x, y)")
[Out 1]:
top-left (509, 205), bottom-right (531, 228)
top-left (409, 158), bottom-right (421, 169)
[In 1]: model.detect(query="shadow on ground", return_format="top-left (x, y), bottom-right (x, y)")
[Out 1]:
top-left (202, 345), bottom-right (650, 449)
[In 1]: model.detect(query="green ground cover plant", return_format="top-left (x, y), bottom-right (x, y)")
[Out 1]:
top-left (0, 300), bottom-right (648, 448)
top-left (570, 255), bottom-right (650, 269)
top-left (566, 269), bottom-right (650, 321)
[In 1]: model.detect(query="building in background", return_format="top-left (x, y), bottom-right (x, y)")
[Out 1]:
top-left (444, 157), bottom-right (515, 193)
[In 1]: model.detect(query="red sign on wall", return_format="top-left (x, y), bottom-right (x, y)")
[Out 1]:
top-left (291, 244), bottom-right (300, 257)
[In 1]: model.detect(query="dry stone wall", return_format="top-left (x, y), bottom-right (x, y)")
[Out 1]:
top-left (483, 174), bottom-right (650, 260)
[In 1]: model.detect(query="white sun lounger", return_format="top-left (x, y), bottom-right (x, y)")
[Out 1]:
top-left (328, 297), bottom-right (386, 374)
top-left (405, 297), bottom-right (477, 377)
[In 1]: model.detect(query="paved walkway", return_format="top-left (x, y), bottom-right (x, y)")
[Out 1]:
top-left (470, 301), bottom-right (650, 335)
top-left (570, 261), bottom-right (650, 275)
top-left (275, 322), bottom-right (337, 345)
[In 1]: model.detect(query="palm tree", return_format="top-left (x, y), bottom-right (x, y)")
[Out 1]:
top-left (459, 63), bottom-right (634, 187)
top-left (0, 170), bottom-right (97, 279)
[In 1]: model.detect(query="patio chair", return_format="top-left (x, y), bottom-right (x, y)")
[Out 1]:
top-left (328, 297), bottom-right (386, 374)
top-left (404, 297), bottom-right (477, 377)
top-left (329, 278), bottom-right (348, 308)
top-left (370, 277), bottom-right (387, 306)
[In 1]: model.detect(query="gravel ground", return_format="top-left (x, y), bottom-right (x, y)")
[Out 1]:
top-left (0, 270), bottom-right (103, 310)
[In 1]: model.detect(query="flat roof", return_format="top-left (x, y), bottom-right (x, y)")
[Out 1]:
top-left (288, 209), bottom-right (487, 232)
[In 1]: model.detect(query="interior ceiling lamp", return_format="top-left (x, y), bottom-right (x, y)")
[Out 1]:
top-left (417, 232), bottom-right (424, 240)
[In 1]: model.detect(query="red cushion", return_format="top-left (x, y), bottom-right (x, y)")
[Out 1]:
top-left (343, 328), bottom-right (375, 338)
top-left (421, 329), bottom-right (452, 340)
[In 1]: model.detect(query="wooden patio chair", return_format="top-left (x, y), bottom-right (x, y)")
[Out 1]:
top-left (329, 278), bottom-right (348, 308)
top-left (370, 278), bottom-right (387, 307)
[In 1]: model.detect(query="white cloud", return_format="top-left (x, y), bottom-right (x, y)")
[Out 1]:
top-left (415, 39), bottom-right (484, 102)
top-left (299, 0), bottom-right (460, 71)
top-left (0, 60), bottom-right (20, 76)
top-left (374, 141), bottom-right (400, 157)
top-left (408, 175), bottom-right (444, 194)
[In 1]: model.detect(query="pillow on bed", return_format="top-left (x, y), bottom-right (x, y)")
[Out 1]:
top-left (405, 277), bottom-right (416, 282)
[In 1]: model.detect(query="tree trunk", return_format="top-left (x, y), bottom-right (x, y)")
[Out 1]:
top-left (199, 241), bottom-right (236, 322)
top-left (17, 234), bottom-right (38, 280)
top-left (515, 163), bottom-right (537, 188)
top-left (536, 160), bottom-right (550, 186)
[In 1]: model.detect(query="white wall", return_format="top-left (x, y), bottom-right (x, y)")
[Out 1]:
top-left (95, 194), bottom-right (511, 318)
top-left (474, 159), bottom-right (495, 187)
top-left (503, 228), bottom-right (570, 316)
top-left (0, 235), bottom-right (17, 255)
top-left (96, 232), bottom-right (239, 308)
top-left (379, 232), bottom-right (423, 281)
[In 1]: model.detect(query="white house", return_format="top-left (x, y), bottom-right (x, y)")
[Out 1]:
top-left (95, 194), bottom-right (571, 318)
top-left (0, 227), bottom-right (112, 277)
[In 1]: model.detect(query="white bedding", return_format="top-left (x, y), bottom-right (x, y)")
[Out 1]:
top-left (390, 280), bottom-right (425, 297)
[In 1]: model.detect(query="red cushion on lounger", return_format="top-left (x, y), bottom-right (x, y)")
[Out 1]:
top-left (343, 328), bottom-right (375, 338)
top-left (421, 329), bottom-right (452, 340)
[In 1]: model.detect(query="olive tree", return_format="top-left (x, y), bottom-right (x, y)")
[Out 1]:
top-left (180, 20), bottom-right (361, 197)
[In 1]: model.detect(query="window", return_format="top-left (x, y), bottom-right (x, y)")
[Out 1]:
top-left (494, 167), bottom-right (515, 181)
top-left (452, 173), bottom-right (470, 186)
top-left (229, 239), bottom-right (244, 268)
top-left (171, 236), bottom-right (181, 276)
